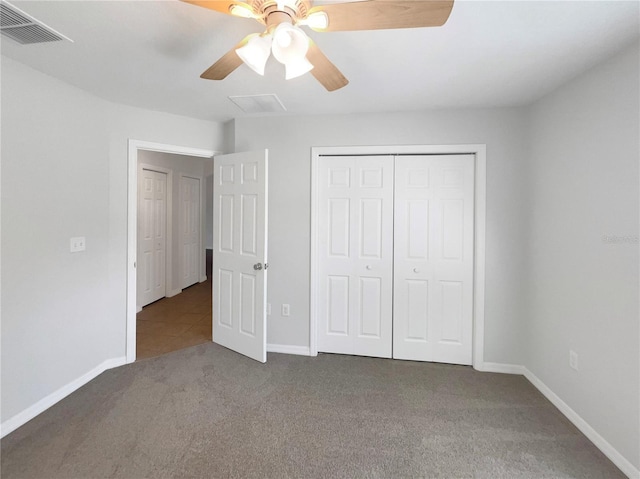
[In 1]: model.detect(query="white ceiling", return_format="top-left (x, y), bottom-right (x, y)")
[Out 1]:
top-left (2, 0), bottom-right (638, 122)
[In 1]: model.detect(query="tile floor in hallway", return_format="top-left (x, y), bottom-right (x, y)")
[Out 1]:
top-left (136, 278), bottom-right (212, 360)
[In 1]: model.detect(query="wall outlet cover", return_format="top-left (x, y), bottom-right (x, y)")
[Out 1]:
top-left (70, 236), bottom-right (86, 253)
top-left (569, 350), bottom-right (578, 371)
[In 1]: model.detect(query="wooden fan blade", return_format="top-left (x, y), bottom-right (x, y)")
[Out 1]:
top-left (180, 0), bottom-right (250, 17)
top-left (200, 35), bottom-right (255, 80)
top-left (307, 0), bottom-right (454, 32)
top-left (306, 40), bottom-right (349, 91)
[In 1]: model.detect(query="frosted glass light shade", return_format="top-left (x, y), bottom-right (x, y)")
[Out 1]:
top-left (284, 57), bottom-right (314, 79)
top-left (229, 4), bottom-right (256, 18)
top-left (271, 23), bottom-right (309, 65)
top-left (302, 11), bottom-right (329, 30)
top-left (236, 34), bottom-right (272, 75)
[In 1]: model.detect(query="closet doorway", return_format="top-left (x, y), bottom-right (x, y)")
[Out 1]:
top-left (310, 145), bottom-right (487, 368)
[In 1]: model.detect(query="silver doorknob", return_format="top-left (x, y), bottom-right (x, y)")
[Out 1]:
top-left (253, 263), bottom-right (263, 271)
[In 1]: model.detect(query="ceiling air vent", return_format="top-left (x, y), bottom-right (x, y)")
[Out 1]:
top-left (0, 1), bottom-right (72, 45)
top-left (228, 94), bottom-right (286, 114)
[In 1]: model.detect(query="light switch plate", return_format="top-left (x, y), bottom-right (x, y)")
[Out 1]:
top-left (70, 236), bottom-right (86, 253)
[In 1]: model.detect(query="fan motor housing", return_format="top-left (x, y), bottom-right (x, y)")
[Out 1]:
top-left (250, 0), bottom-right (311, 24)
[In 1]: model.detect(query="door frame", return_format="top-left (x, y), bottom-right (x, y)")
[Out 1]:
top-left (310, 144), bottom-right (487, 370)
top-left (127, 140), bottom-right (217, 364)
top-left (137, 163), bottom-right (173, 310)
top-left (179, 173), bottom-right (206, 288)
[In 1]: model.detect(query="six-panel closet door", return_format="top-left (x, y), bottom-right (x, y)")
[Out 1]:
top-left (393, 155), bottom-right (475, 365)
top-left (316, 154), bottom-right (475, 365)
top-left (316, 156), bottom-right (394, 358)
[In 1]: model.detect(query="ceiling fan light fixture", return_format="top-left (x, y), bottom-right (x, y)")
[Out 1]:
top-left (284, 56), bottom-right (314, 80)
top-left (271, 23), bottom-right (309, 65)
top-left (229, 3), bottom-right (256, 19)
top-left (236, 34), bottom-right (272, 75)
top-left (302, 11), bottom-right (329, 30)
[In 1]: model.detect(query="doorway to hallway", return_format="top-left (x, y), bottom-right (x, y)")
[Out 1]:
top-left (136, 251), bottom-right (212, 359)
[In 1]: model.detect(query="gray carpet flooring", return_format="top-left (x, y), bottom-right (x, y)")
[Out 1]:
top-left (1, 343), bottom-right (624, 478)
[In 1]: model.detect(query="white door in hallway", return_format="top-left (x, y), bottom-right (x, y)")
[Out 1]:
top-left (393, 155), bottom-right (475, 365)
top-left (316, 156), bottom-right (394, 358)
top-left (212, 150), bottom-right (268, 363)
top-left (138, 168), bottom-right (167, 308)
top-left (181, 175), bottom-right (201, 289)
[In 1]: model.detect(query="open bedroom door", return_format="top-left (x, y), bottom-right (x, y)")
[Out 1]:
top-left (212, 150), bottom-right (268, 363)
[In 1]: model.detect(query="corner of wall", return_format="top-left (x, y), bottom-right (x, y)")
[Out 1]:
top-left (1, 357), bottom-right (126, 439)
top-left (223, 119), bottom-right (236, 154)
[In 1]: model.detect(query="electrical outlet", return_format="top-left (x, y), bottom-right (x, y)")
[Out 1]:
top-left (267, 303), bottom-right (271, 315)
top-left (569, 350), bottom-right (578, 371)
top-left (281, 304), bottom-right (290, 317)
top-left (70, 236), bottom-right (86, 253)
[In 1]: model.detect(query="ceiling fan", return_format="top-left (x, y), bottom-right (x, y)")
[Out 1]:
top-left (181, 0), bottom-right (454, 91)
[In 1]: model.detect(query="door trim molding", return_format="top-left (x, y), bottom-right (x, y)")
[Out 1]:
top-left (310, 144), bottom-right (487, 369)
top-left (139, 163), bottom-right (173, 308)
top-left (127, 140), bottom-right (216, 364)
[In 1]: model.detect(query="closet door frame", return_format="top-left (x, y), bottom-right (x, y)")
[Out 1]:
top-left (310, 144), bottom-right (487, 370)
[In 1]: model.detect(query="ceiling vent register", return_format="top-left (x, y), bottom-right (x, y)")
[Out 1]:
top-left (0, 1), bottom-right (71, 44)
top-left (228, 94), bottom-right (287, 114)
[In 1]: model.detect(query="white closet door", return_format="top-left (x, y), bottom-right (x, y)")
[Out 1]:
top-left (181, 176), bottom-right (200, 289)
top-left (393, 155), bottom-right (475, 365)
top-left (317, 156), bottom-right (394, 358)
top-left (138, 169), bottom-right (167, 308)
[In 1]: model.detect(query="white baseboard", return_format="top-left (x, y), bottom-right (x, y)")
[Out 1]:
top-left (0, 356), bottom-right (126, 439)
top-left (167, 288), bottom-right (182, 298)
top-left (473, 362), bottom-right (638, 477)
top-left (476, 362), bottom-right (526, 375)
top-left (523, 368), bottom-right (639, 479)
top-left (199, 275), bottom-right (207, 283)
top-left (267, 344), bottom-right (311, 356)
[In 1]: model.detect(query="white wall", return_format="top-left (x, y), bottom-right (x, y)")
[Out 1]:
top-left (137, 151), bottom-right (210, 295)
top-left (2, 57), bottom-right (111, 424)
top-left (233, 108), bottom-right (529, 365)
top-left (0, 57), bottom-right (224, 426)
top-left (526, 44), bottom-right (639, 470)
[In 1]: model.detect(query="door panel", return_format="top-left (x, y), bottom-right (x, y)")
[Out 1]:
top-left (439, 280), bottom-right (463, 343)
top-left (359, 277), bottom-right (382, 337)
top-left (393, 155), bottom-right (474, 365)
top-left (406, 279), bottom-right (428, 341)
top-left (328, 275), bottom-right (349, 335)
top-left (317, 156), bottom-right (394, 358)
top-left (138, 169), bottom-right (167, 308)
top-left (212, 150), bottom-right (268, 363)
top-left (181, 176), bottom-right (200, 289)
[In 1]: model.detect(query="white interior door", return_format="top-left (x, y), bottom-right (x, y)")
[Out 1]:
top-left (181, 175), bottom-right (200, 289)
top-left (393, 155), bottom-right (475, 364)
top-left (212, 150), bottom-right (268, 363)
top-left (138, 168), bottom-right (167, 308)
top-left (317, 156), bottom-right (394, 358)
